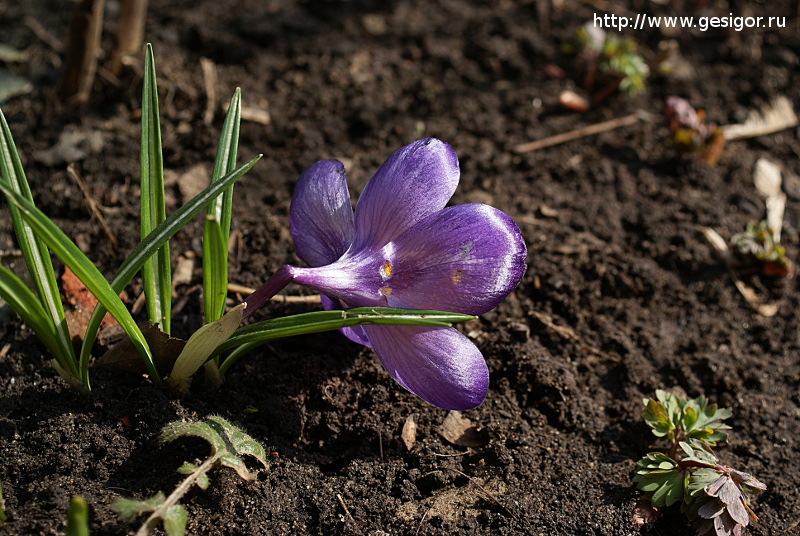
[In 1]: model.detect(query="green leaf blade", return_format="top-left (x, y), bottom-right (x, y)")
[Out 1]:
top-left (202, 215), bottom-right (228, 323)
top-left (215, 307), bottom-right (477, 374)
top-left (162, 504), bottom-right (187, 536)
top-left (0, 264), bottom-right (62, 359)
top-left (77, 155), bottom-right (260, 382)
top-left (208, 88), bottom-right (241, 238)
top-left (168, 304), bottom-right (244, 393)
top-left (140, 44), bottom-right (171, 334)
top-left (0, 182), bottom-right (161, 385)
top-left (111, 493), bottom-right (166, 521)
top-left (0, 109), bottom-right (77, 378)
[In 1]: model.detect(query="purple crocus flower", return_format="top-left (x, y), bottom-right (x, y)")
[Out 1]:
top-left (243, 138), bottom-right (526, 410)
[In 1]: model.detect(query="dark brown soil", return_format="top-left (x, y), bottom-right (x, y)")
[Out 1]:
top-left (1, 1), bottom-right (799, 535)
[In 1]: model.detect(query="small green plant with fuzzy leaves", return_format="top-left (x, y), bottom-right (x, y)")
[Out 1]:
top-left (633, 390), bottom-right (766, 536)
top-left (112, 416), bottom-right (266, 536)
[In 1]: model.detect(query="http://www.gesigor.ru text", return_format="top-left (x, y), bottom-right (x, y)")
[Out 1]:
top-left (593, 12), bottom-right (786, 32)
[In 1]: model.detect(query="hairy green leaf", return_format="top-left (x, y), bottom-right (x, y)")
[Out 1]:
top-left (160, 416), bottom-right (267, 481)
top-left (112, 493), bottom-right (166, 520)
top-left (161, 504), bottom-right (187, 536)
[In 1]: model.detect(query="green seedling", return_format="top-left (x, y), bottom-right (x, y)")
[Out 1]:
top-left (633, 390), bottom-right (766, 535)
top-left (66, 496), bottom-right (90, 536)
top-left (568, 22), bottom-right (650, 106)
top-left (731, 220), bottom-right (792, 277)
top-left (112, 416), bottom-right (267, 536)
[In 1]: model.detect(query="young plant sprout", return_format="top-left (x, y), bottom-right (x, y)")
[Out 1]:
top-left (633, 390), bottom-right (766, 536)
top-left (112, 416), bottom-right (266, 536)
top-left (664, 96), bottom-right (726, 165)
top-left (568, 22), bottom-right (650, 106)
top-left (730, 220), bottom-right (792, 277)
top-left (242, 138), bottom-right (527, 410)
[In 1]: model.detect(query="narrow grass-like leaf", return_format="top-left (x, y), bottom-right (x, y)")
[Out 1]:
top-left (0, 109), bottom-right (77, 377)
top-left (203, 89), bottom-right (241, 323)
top-left (209, 88), bottom-right (240, 243)
top-left (0, 182), bottom-right (160, 385)
top-left (215, 308), bottom-right (476, 374)
top-left (0, 265), bottom-right (63, 361)
top-left (202, 215), bottom-right (227, 323)
top-left (140, 44), bottom-right (171, 334)
top-left (168, 304), bottom-right (244, 394)
top-left (77, 155), bottom-right (261, 384)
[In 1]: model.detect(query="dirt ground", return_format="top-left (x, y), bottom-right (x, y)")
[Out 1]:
top-left (1, 0), bottom-right (799, 535)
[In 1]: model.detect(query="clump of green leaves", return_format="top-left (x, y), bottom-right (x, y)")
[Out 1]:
top-left (633, 390), bottom-right (766, 536)
top-left (731, 220), bottom-right (792, 277)
top-left (573, 22), bottom-right (650, 95)
top-left (112, 416), bottom-right (267, 536)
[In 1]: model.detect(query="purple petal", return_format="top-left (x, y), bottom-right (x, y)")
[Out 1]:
top-left (320, 294), bottom-right (372, 347)
top-left (289, 204), bottom-right (526, 315)
top-left (353, 138), bottom-right (460, 251)
top-left (381, 204), bottom-right (527, 315)
top-left (290, 160), bottom-right (355, 267)
top-left (363, 324), bottom-right (489, 410)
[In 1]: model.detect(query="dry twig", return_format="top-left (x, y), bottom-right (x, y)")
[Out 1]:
top-left (67, 163), bottom-right (117, 246)
top-left (513, 112), bottom-right (642, 153)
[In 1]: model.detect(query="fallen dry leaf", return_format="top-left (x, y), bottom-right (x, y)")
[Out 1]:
top-left (61, 267), bottom-right (121, 343)
top-left (438, 411), bottom-right (488, 448)
top-left (401, 413), bottom-right (417, 451)
top-left (96, 323), bottom-right (186, 377)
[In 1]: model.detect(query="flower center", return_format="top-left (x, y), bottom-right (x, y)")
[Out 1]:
top-left (381, 260), bottom-right (393, 277)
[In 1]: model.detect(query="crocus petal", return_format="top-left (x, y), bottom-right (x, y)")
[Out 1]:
top-left (379, 204), bottom-right (527, 315)
top-left (353, 138), bottom-right (460, 251)
top-left (290, 160), bottom-right (355, 267)
top-left (363, 324), bottom-right (489, 410)
top-left (288, 204), bottom-right (526, 315)
top-left (320, 294), bottom-right (372, 347)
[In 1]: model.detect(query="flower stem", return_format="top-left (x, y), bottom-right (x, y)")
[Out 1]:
top-left (241, 265), bottom-right (294, 319)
